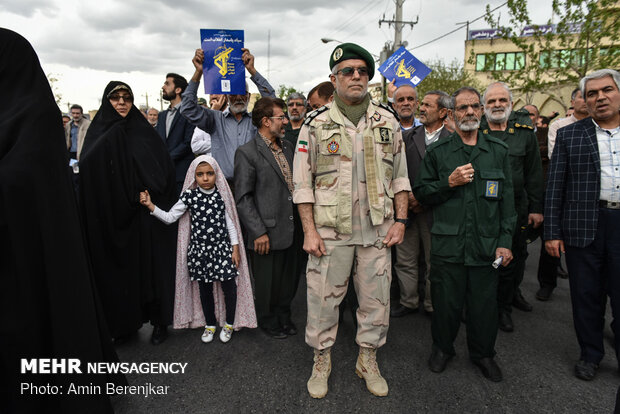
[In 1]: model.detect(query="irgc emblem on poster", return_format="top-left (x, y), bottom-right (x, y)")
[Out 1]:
top-left (200, 29), bottom-right (245, 94)
top-left (378, 45), bottom-right (432, 87)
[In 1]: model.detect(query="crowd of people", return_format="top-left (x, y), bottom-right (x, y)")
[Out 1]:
top-left (3, 26), bottom-right (620, 411)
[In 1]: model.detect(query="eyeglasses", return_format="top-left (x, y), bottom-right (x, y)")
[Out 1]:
top-left (455, 103), bottom-right (481, 112)
top-left (109, 94), bottom-right (134, 103)
top-left (287, 102), bottom-right (305, 107)
top-left (336, 67), bottom-right (369, 77)
top-left (269, 116), bottom-right (287, 121)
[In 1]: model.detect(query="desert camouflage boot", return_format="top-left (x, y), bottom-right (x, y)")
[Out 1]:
top-left (307, 348), bottom-right (331, 398)
top-left (355, 346), bottom-right (388, 396)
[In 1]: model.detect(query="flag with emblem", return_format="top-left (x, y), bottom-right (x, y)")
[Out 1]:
top-left (298, 140), bottom-right (308, 153)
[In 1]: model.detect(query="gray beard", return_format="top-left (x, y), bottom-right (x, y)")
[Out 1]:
top-left (485, 104), bottom-right (512, 124)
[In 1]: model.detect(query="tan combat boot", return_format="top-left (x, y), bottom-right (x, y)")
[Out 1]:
top-left (307, 348), bottom-right (331, 399)
top-left (355, 346), bottom-right (388, 396)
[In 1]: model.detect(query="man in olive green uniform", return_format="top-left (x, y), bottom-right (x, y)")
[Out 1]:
top-left (293, 43), bottom-right (410, 398)
top-left (414, 86), bottom-right (516, 382)
top-left (480, 82), bottom-right (544, 333)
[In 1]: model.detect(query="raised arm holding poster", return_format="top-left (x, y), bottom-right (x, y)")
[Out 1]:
top-left (200, 29), bottom-right (245, 95)
top-left (378, 46), bottom-right (432, 87)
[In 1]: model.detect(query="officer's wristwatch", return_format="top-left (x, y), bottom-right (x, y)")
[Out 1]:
top-left (394, 217), bottom-right (408, 225)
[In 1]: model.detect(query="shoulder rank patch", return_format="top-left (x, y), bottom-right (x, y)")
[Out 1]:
top-left (485, 180), bottom-right (499, 198)
top-left (303, 105), bottom-right (329, 126)
top-left (375, 101), bottom-right (399, 120)
top-left (509, 128), bottom-right (514, 133)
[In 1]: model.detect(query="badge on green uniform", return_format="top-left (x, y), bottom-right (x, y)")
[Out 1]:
top-left (486, 181), bottom-right (499, 198)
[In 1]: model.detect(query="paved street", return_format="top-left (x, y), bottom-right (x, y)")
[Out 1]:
top-left (113, 239), bottom-right (618, 413)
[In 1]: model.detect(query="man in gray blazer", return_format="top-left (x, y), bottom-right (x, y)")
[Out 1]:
top-left (392, 90), bottom-right (452, 317)
top-left (234, 97), bottom-right (303, 339)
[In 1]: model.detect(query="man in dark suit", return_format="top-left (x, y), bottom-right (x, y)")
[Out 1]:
top-left (545, 69), bottom-right (620, 381)
top-left (392, 90), bottom-right (451, 318)
top-left (234, 97), bottom-right (302, 339)
top-left (156, 73), bottom-right (196, 195)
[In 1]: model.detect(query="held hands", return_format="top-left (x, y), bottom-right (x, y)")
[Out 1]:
top-left (139, 190), bottom-right (155, 212)
top-left (303, 230), bottom-right (327, 258)
top-left (448, 163), bottom-right (475, 187)
top-left (254, 234), bottom-right (270, 255)
top-left (495, 247), bottom-right (513, 267)
top-left (231, 245), bottom-right (240, 268)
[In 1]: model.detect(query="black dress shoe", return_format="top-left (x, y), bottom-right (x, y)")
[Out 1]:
top-left (512, 292), bottom-right (533, 312)
top-left (536, 286), bottom-right (554, 301)
top-left (574, 360), bottom-right (598, 381)
top-left (472, 357), bottom-right (503, 382)
top-left (282, 322), bottom-right (297, 336)
top-left (150, 325), bottom-right (168, 345)
top-left (390, 304), bottom-right (418, 318)
top-left (428, 348), bottom-right (452, 373)
top-left (499, 312), bottom-right (514, 332)
top-left (261, 327), bottom-right (287, 339)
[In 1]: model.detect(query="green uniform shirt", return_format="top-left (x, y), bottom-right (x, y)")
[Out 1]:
top-left (413, 131), bottom-right (517, 266)
top-left (479, 109), bottom-right (543, 225)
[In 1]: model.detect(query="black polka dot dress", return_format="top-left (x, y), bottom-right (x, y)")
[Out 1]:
top-left (180, 187), bottom-right (238, 283)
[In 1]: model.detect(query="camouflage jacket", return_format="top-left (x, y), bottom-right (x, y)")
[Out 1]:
top-left (293, 100), bottom-right (410, 245)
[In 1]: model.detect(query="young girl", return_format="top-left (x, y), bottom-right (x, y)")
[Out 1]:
top-left (140, 155), bottom-right (256, 342)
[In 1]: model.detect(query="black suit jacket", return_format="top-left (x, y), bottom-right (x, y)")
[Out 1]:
top-left (404, 125), bottom-right (451, 224)
top-left (544, 117), bottom-right (602, 247)
top-left (234, 135), bottom-right (295, 251)
top-left (155, 108), bottom-right (195, 185)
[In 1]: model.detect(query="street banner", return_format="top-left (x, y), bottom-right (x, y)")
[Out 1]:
top-left (378, 46), bottom-right (432, 87)
top-left (200, 29), bottom-right (245, 94)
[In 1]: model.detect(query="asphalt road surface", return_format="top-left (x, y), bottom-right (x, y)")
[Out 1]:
top-left (113, 239), bottom-right (618, 413)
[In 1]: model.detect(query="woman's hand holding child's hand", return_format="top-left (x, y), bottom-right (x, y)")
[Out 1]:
top-left (231, 245), bottom-right (240, 268)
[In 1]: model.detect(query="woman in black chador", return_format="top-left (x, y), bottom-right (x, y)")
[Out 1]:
top-left (0, 28), bottom-right (124, 413)
top-left (80, 81), bottom-right (177, 345)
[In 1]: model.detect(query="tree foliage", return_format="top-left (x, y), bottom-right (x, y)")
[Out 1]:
top-left (276, 84), bottom-right (300, 100)
top-left (417, 59), bottom-right (483, 97)
top-left (47, 73), bottom-right (63, 106)
top-left (472, 0), bottom-right (620, 107)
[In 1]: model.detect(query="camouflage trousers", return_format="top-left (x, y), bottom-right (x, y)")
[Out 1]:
top-left (305, 243), bottom-right (391, 350)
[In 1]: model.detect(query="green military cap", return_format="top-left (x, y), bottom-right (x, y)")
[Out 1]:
top-left (197, 97), bottom-right (207, 106)
top-left (329, 43), bottom-right (375, 80)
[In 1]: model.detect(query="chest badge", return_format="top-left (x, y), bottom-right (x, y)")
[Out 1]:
top-left (327, 140), bottom-right (340, 154)
top-left (485, 180), bottom-right (499, 198)
top-left (372, 111), bottom-right (382, 122)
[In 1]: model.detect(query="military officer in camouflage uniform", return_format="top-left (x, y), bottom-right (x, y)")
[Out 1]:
top-left (480, 82), bottom-right (544, 333)
top-left (414, 86), bottom-right (516, 382)
top-left (293, 43), bottom-right (410, 398)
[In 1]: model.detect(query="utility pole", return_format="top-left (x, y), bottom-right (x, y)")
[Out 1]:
top-left (378, 0), bottom-right (418, 100)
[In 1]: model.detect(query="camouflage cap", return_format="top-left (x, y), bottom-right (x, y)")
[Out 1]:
top-left (329, 43), bottom-right (375, 80)
top-left (197, 97), bottom-right (207, 106)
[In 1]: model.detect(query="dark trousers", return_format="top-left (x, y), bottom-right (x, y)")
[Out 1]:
top-left (250, 232), bottom-right (302, 330)
top-left (198, 279), bottom-right (237, 326)
top-left (431, 260), bottom-right (498, 361)
top-left (497, 227), bottom-right (528, 314)
top-left (565, 208), bottom-right (620, 365)
top-left (537, 241), bottom-right (560, 288)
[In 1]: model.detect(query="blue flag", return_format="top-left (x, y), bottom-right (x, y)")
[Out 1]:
top-left (378, 46), bottom-right (432, 87)
top-left (200, 29), bottom-right (245, 95)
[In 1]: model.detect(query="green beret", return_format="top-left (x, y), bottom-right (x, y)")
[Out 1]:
top-left (329, 43), bottom-right (375, 80)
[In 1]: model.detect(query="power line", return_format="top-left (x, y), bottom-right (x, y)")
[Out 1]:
top-left (410, 1), bottom-right (508, 50)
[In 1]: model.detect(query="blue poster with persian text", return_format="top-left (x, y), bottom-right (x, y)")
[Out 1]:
top-left (200, 29), bottom-right (245, 95)
top-left (378, 46), bottom-right (432, 87)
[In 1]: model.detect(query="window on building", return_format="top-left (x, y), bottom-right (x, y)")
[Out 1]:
top-left (476, 52), bottom-right (526, 71)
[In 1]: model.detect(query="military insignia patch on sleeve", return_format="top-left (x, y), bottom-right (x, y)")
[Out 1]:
top-left (298, 140), bottom-right (308, 153)
top-left (379, 128), bottom-right (391, 143)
